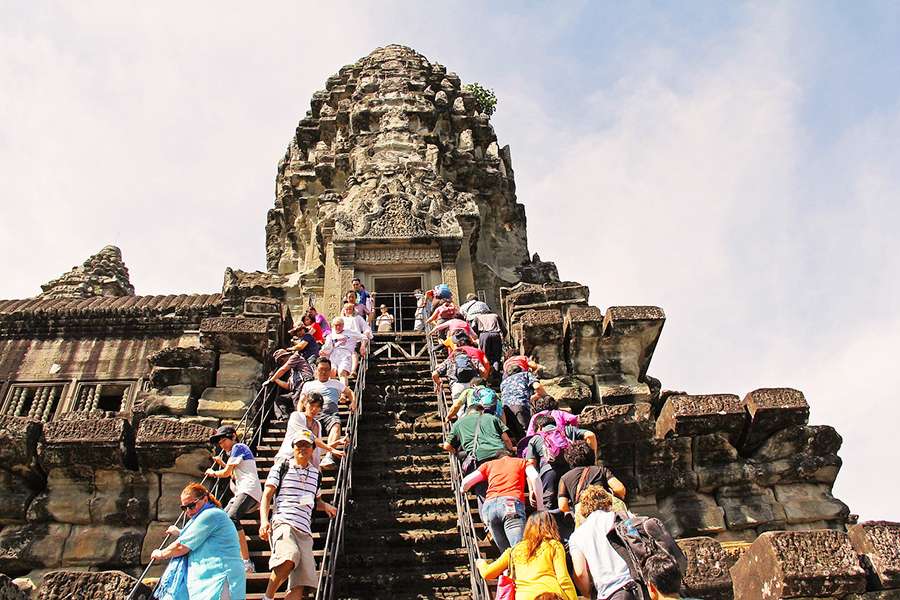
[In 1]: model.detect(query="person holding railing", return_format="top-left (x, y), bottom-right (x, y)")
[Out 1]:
top-left (320, 317), bottom-right (367, 386)
top-left (205, 425), bottom-right (262, 574)
top-left (461, 452), bottom-right (543, 551)
top-left (307, 306), bottom-right (331, 338)
top-left (150, 483), bottom-right (246, 600)
top-left (274, 391), bottom-right (347, 470)
top-left (338, 304), bottom-right (372, 377)
top-left (441, 397), bottom-right (516, 494)
top-left (500, 363), bottom-right (546, 442)
top-left (295, 358), bottom-right (355, 470)
top-left (259, 428), bottom-right (338, 600)
top-left (413, 288), bottom-right (432, 331)
top-left (268, 349), bottom-right (314, 420)
top-left (475, 511), bottom-right (577, 600)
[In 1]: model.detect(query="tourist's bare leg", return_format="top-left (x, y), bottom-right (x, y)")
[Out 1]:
top-left (286, 585), bottom-right (307, 600)
top-left (266, 560), bottom-right (294, 597)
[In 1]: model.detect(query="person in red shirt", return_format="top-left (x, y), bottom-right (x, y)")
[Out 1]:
top-left (503, 354), bottom-right (544, 376)
top-left (462, 454), bottom-right (543, 551)
top-left (300, 315), bottom-right (324, 344)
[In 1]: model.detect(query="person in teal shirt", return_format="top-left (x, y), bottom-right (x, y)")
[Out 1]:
top-left (151, 482), bottom-right (246, 600)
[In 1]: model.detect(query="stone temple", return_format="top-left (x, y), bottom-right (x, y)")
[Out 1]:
top-left (0, 45), bottom-right (897, 600)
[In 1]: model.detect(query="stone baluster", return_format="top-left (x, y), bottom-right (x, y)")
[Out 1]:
top-left (41, 386), bottom-right (59, 422)
top-left (28, 387), bottom-right (48, 419)
top-left (6, 387), bottom-right (25, 416)
top-left (84, 385), bottom-right (97, 412)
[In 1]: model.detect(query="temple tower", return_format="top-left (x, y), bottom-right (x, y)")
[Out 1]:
top-left (264, 45), bottom-right (557, 318)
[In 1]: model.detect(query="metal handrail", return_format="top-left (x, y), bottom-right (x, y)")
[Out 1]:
top-left (314, 351), bottom-right (368, 600)
top-left (424, 325), bottom-right (492, 600)
top-left (127, 381), bottom-right (275, 599)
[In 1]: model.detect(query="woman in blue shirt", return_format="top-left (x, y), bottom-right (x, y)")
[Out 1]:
top-left (151, 483), bottom-right (246, 600)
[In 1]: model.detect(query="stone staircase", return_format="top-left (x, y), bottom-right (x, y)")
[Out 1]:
top-left (335, 355), bottom-right (471, 600)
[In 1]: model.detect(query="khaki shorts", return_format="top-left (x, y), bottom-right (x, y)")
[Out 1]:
top-left (269, 522), bottom-right (318, 590)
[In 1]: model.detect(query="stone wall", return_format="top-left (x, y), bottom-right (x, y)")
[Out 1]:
top-left (506, 281), bottom-right (852, 543)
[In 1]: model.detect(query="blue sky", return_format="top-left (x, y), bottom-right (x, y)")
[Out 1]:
top-left (1, 2), bottom-right (899, 520)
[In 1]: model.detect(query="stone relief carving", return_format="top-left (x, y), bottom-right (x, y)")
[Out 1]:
top-left (356, 247), bottom-right (442, 265)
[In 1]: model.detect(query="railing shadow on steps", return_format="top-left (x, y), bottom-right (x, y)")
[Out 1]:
top-left (128, 351), bottom-right (368, 600)
top-left (424, 325), bottom-right (492, 600)
top-left (127, 381), bottom-right (277, 600)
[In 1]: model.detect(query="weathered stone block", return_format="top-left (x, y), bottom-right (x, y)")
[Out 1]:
top-left (0, 416), bottom-right (42, 483)
top-left (846, 592), bottom-right (900, 600)
top-left (741, 388), bottom-right (809, 452)
top-left (580, 403), bottom-right (654, 445)
top-left (597, 383), bottom-right (652, 405)
top-left (61, 526), bottom-right (144, 567)
top-left (565, 305), bottom-right (605, 375)
top-left (511, 309), bottom-right (566, 378)
top-left (539, 376), bottom-right (593, 412)
top-left (38, 418), bottom-right (131, 470)
top-left (141, 386), bottom-right (198, 417)
top-left (678, 537), bottom-right (735, 600)
top-left (139, 521), bottom-right (170, 565)
top-left (752, 425), bottom-right (843, 486)
top-left (696, 460), bottom-right (759, 493)
top-left (0, 573), bottom-right (29, 600)
top-left (244, 295), bottom-right (282, 316)
top-left (0, 523), bottom-right (71, 574)
top-left (198, 387), bottom-right (255, 418)
top-left (656, 394), bottom-right (746, 445)
top-left (135, 418), bottom-right (214, 476)
top-left (26, 468), bottom-right (93, 525)
top-left (694, 434), bottom-right (740, 467)
top-left (0, 470), bottom-right (36, 525)
top-left (215, 352), bottom-right (263, 388)
top-left (89, 469), bottom-right (159, 525)
top-left (597, 443), bottom-right (636, 472)
top-left (636, 437), bottom-right (696, 493)
top-left (625, 493), bottom-right (661, 520)
top-left (658, 491), bottom-right (726, 538)
top-left (36, 570), bottom-right (152, 600)
top-left (148, 345), bottom-right (216, 370)
top-left (773, 483), bottom-right (849, 525)
top-left (148, 366), bottom-right (212, 396)
top-left (848, 521), bottom-right (900, 590)
top-left (200, 316), bottom-right (273, 360)
top-left (730, 530), bottom-right (866, 600)
top-left (158, 473), bottom-right (197, 521)
top-left (716, 484), bottom-right (785, 530)
top-left (601, 306), bottom-right (665, 380)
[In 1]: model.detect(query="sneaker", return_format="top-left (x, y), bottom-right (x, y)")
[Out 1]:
top-left (320, 453), bottom-right (337, 470)
top-left (243, 559), bottom-right (255, 574)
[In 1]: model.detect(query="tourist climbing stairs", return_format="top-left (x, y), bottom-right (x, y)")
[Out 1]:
top-left (334, 332), bottom-right (472, 600)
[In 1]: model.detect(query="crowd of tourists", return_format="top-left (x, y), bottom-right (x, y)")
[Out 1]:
top-left (427, 288), bottom-right (690, 600)
top-left (149, 280), bottom-right (690, 600)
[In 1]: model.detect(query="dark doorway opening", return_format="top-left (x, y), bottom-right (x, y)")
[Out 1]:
top-left (372, 275), bottom-right (424, 332)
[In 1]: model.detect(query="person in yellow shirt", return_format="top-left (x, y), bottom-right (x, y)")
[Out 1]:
top-left (476, 511), bottom-right (577, 600)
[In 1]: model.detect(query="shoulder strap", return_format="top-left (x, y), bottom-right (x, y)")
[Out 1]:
top-left (574, 466), bottom-right (593, 504)
top-left (471, 413), bottom-right (483, 455)
top-left (274, 459), bottom-right (290, 498)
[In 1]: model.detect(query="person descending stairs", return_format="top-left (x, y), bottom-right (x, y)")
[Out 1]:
top-left (335, 342), bottom-right (471, 599)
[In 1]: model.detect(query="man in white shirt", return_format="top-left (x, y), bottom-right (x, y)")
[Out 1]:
top-left (205, 425), bottom-right (263, 573)
top-left (259, 428), bottom-right (337, 600)
top-left (295, 359), bottom-right (355, 470)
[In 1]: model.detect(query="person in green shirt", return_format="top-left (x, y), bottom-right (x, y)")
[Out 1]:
top-left (441, 402), bottom-right (515, 467)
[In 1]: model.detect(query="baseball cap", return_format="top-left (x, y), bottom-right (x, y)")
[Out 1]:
top-left (291, 428), bottom-right (315, 447)
top-left (209, 425), bottom-right (236, 445)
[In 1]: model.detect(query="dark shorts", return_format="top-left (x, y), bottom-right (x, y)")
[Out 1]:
top-left (224, 492), bottom-right (260, 531)
top-left (315, 412), bottom-right (342, 434)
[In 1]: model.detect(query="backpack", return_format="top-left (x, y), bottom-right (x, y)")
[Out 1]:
top-left (609, 515), bottom-right (688, 597)
top-left (454, 351), bottom-right (478, 383)
top-left (515, 426), bottom-right (573, 464)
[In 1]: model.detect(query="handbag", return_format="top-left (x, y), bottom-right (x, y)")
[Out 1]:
top-left (495, 546), bottom-right (516, 600)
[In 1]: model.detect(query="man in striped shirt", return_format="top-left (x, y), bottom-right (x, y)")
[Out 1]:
top-left (259, 428), bottom-right (337, 600)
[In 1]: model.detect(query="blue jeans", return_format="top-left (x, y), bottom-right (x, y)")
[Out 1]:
top-left (480, 496), bottom-right (526, 551)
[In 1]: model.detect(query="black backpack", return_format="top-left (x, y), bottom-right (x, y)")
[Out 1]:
top-left (608, 515), bottom-right (687, 599)
top-left (454, 351), bottom-right (478, 383)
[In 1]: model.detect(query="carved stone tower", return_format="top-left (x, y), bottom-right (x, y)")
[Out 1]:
top-left (264, 45), bottom-right (557, 317)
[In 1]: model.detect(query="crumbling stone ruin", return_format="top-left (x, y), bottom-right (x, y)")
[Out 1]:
top-left (0, 44), bottom-right (897, 599)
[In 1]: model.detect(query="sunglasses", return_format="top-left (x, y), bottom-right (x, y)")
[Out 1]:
top-left (180, 499), bottom-right (201, 511)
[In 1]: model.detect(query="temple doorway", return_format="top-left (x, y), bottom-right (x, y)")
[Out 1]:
top-left (370, 274), bottom-right (423, 332)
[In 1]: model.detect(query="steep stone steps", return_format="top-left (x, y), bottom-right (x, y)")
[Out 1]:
top-left (336, 350), bottom-right (470, 600)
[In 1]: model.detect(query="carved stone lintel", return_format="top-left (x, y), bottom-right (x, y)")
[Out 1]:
top-left (356, 247), bottom-right (441, 265)
top-left (333, 241), bottom-right (357, 269)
